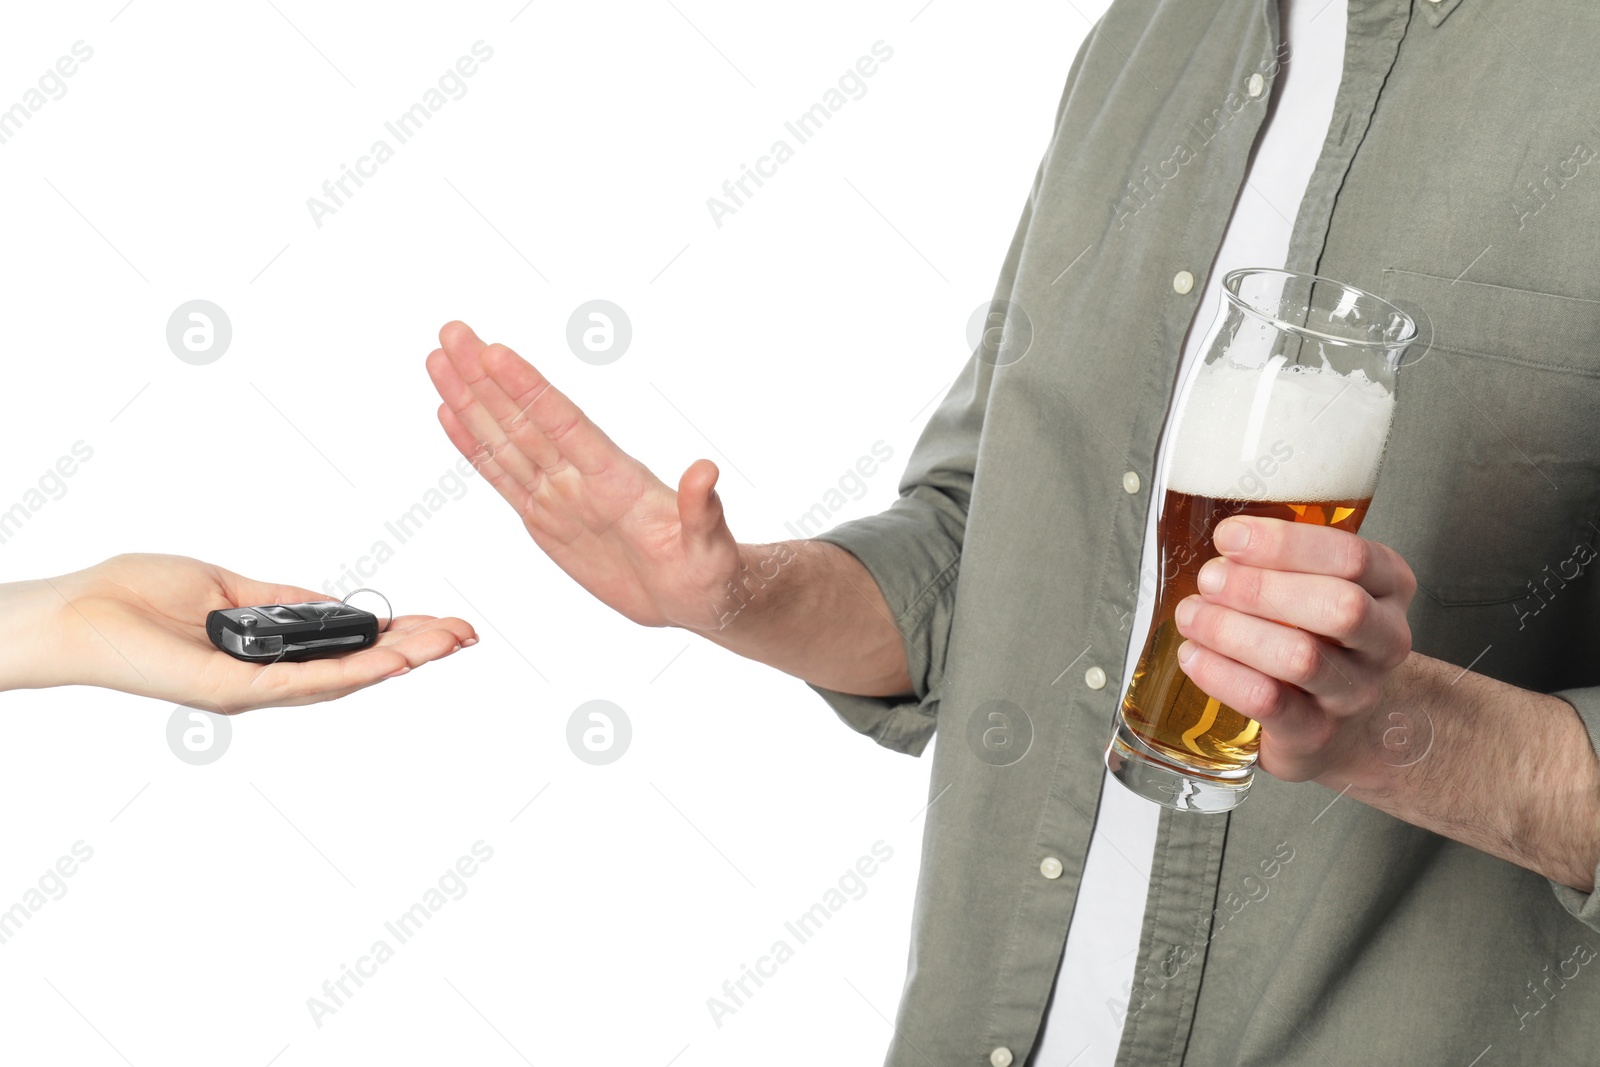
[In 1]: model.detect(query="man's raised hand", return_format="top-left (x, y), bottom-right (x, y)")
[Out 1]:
top-left (425, 321), bottom-right (742, 632)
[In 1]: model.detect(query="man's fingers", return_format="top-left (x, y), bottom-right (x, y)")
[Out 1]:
top-left (427, 345), bottom-right (503, 452)
top-left (1213, 517), bottom-right (1414, 600)
top-left (427, 345), bottom-right (545, 491)
top-left (436, 401), bottom-right (523, 500)
top-left (1175, 641), bottom-right (1358, 784)
top-left (1195, 557), bottom-right (1410, 665)
top-left (677, 459), bottom-right (723, 547)
top-left (433, 399), bottom-right (488, 467)
top-left (1173, 639), bottom-right (1340, 767)
top-left (1174, 639), bottom-right (1311, 724)
top-left (466, 342), bottom-right (568, 472)
top-left (439, 319), bottom-right (489, 366)
top-left (1174, 595), bottom-right (1372, 714)
top-left (436, 403), bottom-right (538, 517)
top-left (482, 341), bottom-right (617, 478)
top-left (441, 323), bottom-right (564, 470)
top-left (432, 320), bottom-right (623, 481)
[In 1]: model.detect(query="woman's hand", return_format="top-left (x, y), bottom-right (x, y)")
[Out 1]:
top-left (0, 554), bottom-right (477, 713)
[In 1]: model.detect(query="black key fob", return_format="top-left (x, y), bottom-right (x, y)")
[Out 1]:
top-left (206, 601), bottom-right (380, 663)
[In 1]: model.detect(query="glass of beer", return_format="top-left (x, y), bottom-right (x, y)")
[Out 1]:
top-left (1104, 267), bottom-right (1416, 813)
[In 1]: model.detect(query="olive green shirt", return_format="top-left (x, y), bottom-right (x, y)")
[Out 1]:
top-left (807, 1), bottom-right (1600, 1063)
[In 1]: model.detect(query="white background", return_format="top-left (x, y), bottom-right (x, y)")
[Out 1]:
top-left (0, 1), bottom-right (1101, 1063)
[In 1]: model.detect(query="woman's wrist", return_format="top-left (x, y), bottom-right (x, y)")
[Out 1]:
top-left (0, 575), bottom-right (74, 691)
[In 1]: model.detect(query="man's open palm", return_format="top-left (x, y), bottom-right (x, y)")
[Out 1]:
top-left (425, 321), bottom-right (740, 631)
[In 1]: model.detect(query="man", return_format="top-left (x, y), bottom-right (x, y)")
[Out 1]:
top-left (426, 0), bottom-right (1600, 1062)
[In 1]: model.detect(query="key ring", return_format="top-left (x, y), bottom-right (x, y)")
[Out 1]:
top-left (341, 588), bottom-right (393, 633)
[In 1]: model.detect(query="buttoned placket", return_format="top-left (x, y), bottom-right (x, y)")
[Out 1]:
top-left (1110, 2), bottom-right (1422, 1064)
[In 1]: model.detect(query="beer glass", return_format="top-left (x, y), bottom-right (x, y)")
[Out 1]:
top-left (1104, 268), bottom-right (1416, 813)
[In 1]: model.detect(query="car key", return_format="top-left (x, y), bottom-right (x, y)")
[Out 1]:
top-left (207, 600), bottom-right (380, 663)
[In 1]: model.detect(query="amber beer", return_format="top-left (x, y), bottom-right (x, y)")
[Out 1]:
top-left (1120, 489), bottom-right (1371, 774)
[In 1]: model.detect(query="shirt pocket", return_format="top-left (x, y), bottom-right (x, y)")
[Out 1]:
top-left (1369, 268), bottom-right (1600, 607)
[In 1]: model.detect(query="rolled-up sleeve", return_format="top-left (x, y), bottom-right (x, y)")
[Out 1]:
top-left (806, 488), bottom-right (966, 756)
top-left (1545, 684), bottom-right (1600, 927)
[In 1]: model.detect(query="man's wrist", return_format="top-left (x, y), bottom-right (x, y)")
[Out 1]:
top-left (678, 541), bottom-right (803, 638)
top-left (1316, 652), bottom-right (1436, 798)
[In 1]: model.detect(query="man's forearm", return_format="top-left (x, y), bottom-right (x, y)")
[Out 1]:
top-left (684, 540), bottom-right (915, 699)
top-left (1331, 653), bottom-right (1600, 892)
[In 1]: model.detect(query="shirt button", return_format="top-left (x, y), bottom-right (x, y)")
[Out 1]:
top-left (990, 1049), bottom-right (1014, 1067)
top-left (1085, 666), bottom-right (1107, 690)
top-left (1246, 72), bottom-right (1265, 98)
top-left (1122, 470), bottom-right (1141, 494)
top-left (1040, 856), bottom-right (1064, 880)
top-left (1172, 270), bottom-right (1195, 294)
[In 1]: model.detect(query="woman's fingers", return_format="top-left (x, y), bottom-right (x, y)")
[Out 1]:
top-left (218, 575), bottom-right (328, 612)
top-left (378, 613), bottom-right (478, 646)
top-left (234, 615), bottom-right (475, 711)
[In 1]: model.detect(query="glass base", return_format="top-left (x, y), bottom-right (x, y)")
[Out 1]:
top-left (1105, 718), bottom-right (1253, 814)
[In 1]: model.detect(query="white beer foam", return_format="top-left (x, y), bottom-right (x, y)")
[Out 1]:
top-left (1166, 359), bottom-right (1395, 502)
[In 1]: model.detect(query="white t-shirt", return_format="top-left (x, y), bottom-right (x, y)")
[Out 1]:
top-left (1030, 2), bottom-right (1346, 1063)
